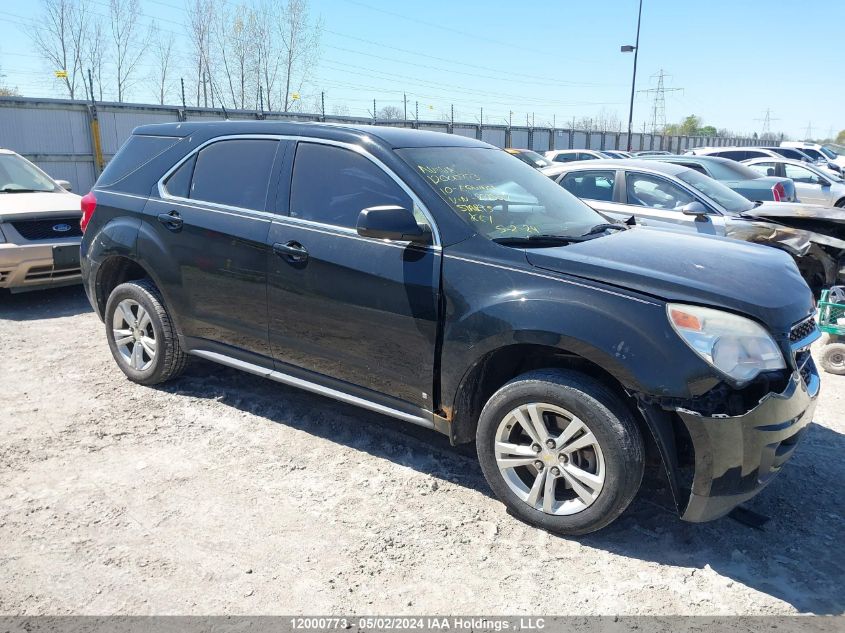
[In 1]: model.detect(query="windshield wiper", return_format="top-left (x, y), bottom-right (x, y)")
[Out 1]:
top-left (579, 223), bottom-right (627, 237)
top-left (0, 188), bottom-right (40, 193)
top-left (492, 234), bottom-right (585, 246)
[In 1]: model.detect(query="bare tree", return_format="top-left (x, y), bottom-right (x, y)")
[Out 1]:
top-left (29, 0), bottom-right (90, 99)
top-left (0, 64), bottom-right (20, 97)
top-left (187, 0), bottom-right (216, 106)
top-left (331, 103), bottom-right (349, 117)
top-left (85, 16), bottom-right (106, 100)
top-left (109, 0), bottom-right (148, 102)
top-left (251, 0), bottom-right (280, 111)
top-left (149, 25), bottom-right (175, 105)
top-left (276, 0), bottom-right (321, 112)
top-left (214, 1), bottom-right (255, 109)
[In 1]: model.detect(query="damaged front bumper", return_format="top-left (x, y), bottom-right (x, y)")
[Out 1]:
top-left (676, 359), bottom-right (820, 522)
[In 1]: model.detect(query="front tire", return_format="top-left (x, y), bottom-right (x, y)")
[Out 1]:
top-left (104, 279), bottom-right (187, 385)
top-left (477, 370), bottom-right (644, 535)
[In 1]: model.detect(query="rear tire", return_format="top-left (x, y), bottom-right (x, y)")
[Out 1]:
top-left (476, 369), bottom-right (644, 535)
top-left (819, 343), bottom-right (845, 375)
top-left (834, 198), bottom-right (845, 208)
top-left (104, 279), bottom-right (187, 385)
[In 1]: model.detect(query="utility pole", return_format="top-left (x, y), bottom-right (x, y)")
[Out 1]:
top-left (450, 104), bottom-right (454, 126)
top-left (415, 101), bottom-right (419, 121)
top-left (754, 108), bottom-right (779, 141)
top-left (202, 71), bottom-right (208, 108)
top-left (621, 0), bottom-right (643, 151)
top-left (509, 110), bottom-right (513, 128)
top-left (638, 69), bottom-right (682, 135)
top-left (480, 107), bottom-right (483, 126)
top-left (180, 77), bottom-right (186, 108)
top-left (321, 91), bottom-right (325, 121)
top-left (403, 93), bottom-right (408, 121)
top-left (373, 98), bottom-right (377, 123)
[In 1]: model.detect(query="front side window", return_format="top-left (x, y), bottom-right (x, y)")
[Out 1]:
top-left (784, 164), bottom-right (822, 184)
top-left (290, 143), bottom-right (412, 229)
top-left (625, 172), bottom-right (695, 209)
top-left (0, 154), bottom-right (58, 193)
top-left (676, 168), bottom-right (754, 213)
top-left (559, 170), bottom-right (616, 202)
top-left (820, 146), bottom-right (838, 159)
top-left (398, 146), bottom-right (605, 240)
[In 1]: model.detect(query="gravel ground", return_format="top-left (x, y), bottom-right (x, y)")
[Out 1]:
top-left (1, 285), bottom-right (843, 616)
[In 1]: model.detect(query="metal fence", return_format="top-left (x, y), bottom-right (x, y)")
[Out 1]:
top-left (0, 96), bottom-right (764, 193)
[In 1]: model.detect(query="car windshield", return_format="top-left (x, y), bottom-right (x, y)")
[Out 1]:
top-left (676, 168), bottom-right (754, 214)
top-left (398, 147), bottom-right (606, 241)
top-left (0, 154), bottom-right (58, 193)
top-left (507, 149), bottom-right (551, 168)
top-left (820, 145), bottom-right (838, 159)
top-left (703, 159), bottom-right (765, 181)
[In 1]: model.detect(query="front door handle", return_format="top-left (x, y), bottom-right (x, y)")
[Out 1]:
top-left (273, 241), bottom-right (308, 263)
top-left (157, 211), bottom-right (183, 231)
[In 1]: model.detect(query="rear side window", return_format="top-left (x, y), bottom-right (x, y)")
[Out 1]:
top-left (289, 143), bottom-right (411, 229)
top-left (98, 135), bottom-right (181, 187)
top-left (559, 170), bottom-right (615, 201)
top-left (186, 139), bottom-right (278, 210)
top-left (714, 150), bottom-right (748, 161)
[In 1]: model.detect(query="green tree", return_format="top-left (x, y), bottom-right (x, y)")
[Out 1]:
top-left (698, 125), bottom-right (717, 137)
top-left (837, 129), bottom-right (845, 144)
top-left (680, 115), bottom-right (702, 136)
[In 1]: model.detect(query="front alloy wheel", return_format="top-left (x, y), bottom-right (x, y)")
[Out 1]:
top-left (495, 403), bottom-right (605, 515)
top-left (477, 369), bottom-right (644, 535)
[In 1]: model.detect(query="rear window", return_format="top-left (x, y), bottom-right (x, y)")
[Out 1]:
top-left (97, 135), bottom-right (181, 187)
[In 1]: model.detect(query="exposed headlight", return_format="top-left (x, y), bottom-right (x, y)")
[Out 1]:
top-left (668, 303), bottom-right (785, 384)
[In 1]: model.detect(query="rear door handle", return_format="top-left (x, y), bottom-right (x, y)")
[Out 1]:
top-left (157, 211), bottom-right (183, 231)
top-left (273, 241), bottom-right (308, 263)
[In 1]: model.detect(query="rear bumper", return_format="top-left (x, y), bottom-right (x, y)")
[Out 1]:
top-left (0, 241), bottom-right (81, 291)
top-left (676, 360), bottom-right (820, 522)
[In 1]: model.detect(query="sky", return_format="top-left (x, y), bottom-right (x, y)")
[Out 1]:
top-left (0, 0), bottom-right (842, 139)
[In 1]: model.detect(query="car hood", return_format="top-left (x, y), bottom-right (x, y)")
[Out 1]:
top-left (0, 191), bottom-right (81, 221)
top-left (525, 227), bottom-right (814, 332)
top-left (740, 201), bottom-right (845, 223)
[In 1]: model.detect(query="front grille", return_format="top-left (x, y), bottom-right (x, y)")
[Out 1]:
top-left (10, 217), bottom-right (82, 240)
top-left (789, 316), bottom-right (817, 345)
top-left (795, 349), bottom-right (813, 384)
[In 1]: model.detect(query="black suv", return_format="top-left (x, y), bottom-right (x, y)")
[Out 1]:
top-left (80, 122), bottom-right (820, 534)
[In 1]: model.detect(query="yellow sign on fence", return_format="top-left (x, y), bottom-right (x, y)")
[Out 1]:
top-left (54, 70), bottom-right (68, 78)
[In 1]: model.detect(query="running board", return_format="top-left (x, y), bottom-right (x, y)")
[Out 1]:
top-left (189, 349), bottom-right (436, 430)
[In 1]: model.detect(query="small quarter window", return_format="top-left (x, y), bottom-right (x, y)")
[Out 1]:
top-left (163, 154), bottom-right (195, 198)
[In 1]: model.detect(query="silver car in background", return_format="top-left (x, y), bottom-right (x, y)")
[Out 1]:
top-left (540, 159), bottom-right (845, 292)
top-left (742, 157), bottom-right (845, 208)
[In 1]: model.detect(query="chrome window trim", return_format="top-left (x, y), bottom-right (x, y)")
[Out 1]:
top-left (155, 133), bottom-right (441, 246)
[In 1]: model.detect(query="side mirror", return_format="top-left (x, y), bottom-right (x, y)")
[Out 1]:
top-left (818, 178), bottom-right (831, 188)
top-left (55, 179), bottom-right (72, 191)
top-left (681, 201), bottom-right (709, 217)
top-left (356, 205), bottom-right (432, 244)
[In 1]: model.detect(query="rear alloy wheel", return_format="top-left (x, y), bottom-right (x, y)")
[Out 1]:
top-left (105, 279), bottom-right (187, 385)
top-left (477, 370), bottom-right (644, 535)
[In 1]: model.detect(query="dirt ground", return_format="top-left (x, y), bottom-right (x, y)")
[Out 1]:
top-left (1, 286), bottom-right (843, 616)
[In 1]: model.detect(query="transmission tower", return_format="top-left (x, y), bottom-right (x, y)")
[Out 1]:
top-left (637, 69), bottom-right (682, 135)
top-left (754, 108), bottom-right (779, 140)
top-left (804, 121), bottom-right (814, 140)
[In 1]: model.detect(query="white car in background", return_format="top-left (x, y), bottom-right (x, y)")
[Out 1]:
top-left (743, 156), bottom-right (845, 208)
top-left (781, 141), bottom-right (845, 171)
top-left (0, 149), bottom-right (82, 292)
top-left (544, 149), bottom-right (613, 163)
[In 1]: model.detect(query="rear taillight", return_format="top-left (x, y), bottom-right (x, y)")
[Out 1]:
top-left (80, 191), bottom-right (97, 232)
top-left (772, 182), bottom-right (785, 202)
